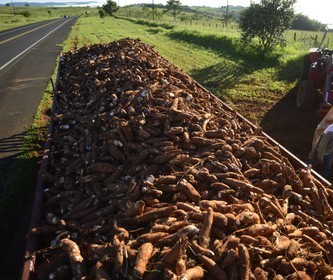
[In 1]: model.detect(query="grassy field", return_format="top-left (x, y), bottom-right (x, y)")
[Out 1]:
top-left (0, 5), bottom-right (98, 31)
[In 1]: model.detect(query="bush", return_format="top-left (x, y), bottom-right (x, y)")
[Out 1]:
top-left (21, 11), bottom-right (31, 17)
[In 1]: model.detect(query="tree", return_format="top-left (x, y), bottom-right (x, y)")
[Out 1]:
top-left (165, 0), bottom-right (182, 21)
top-left (142, 4), bottom-right (162, 21)
top-left (99, 9), bottom-right (106, 21)
top-left (151, 2), bottom-right (156, 21)
top-left (239, 0), bottom-right (296, 53)
top-left (21, 10), bottom-right (31, 17)
top-left (102, 0), bottom-right (119, 16)
top-left (291, 13), bottom-right (324, 31)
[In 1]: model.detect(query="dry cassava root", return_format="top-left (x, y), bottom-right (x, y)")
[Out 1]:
top-left (33, 38), bottom-right (333, 279)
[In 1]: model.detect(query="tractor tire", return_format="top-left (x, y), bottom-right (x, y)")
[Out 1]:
top-left (296, 79), bottom-right (316, 110)
top-left (300, 54), bottom-right (311, 80)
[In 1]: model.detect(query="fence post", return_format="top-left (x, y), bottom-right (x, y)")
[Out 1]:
top-left (294, 32), bottom-right (296, 41)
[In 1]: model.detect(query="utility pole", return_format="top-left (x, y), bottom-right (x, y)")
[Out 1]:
top-left (11, 0), bottom-right (16, 15)
top-left (225, 0), bottom-right (229, 26)
top-left (152, 0), bottom-right (155, 21)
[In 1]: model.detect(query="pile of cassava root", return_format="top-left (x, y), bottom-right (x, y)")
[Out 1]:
top-left (33, 38), bottom-right (333, 279)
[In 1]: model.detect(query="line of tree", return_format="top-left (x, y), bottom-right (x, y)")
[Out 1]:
top-left (142, 3), bottom-right (162, 21)
top-left (291, 14), bottom-right (326, 31)
top-left (141, 0), bottom-right (183, 21)
top-left (101, 0), bottom-right (183, 21)
top-left (164, 0), bottom-right (182, 21)
top-left (100, 0), bottom-right (327, 55)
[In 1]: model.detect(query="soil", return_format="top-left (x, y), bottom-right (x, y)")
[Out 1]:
top-left (236, 86), bottom-right (322, 168)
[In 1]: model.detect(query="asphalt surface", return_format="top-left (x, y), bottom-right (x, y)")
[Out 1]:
top-left (0, 17), bottom-right (78, 279)
top-left (0, 17), bottom-right (77, 167)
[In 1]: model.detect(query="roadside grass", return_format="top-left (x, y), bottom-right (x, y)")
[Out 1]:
top-left (0, 6), bottom-right (98, 31)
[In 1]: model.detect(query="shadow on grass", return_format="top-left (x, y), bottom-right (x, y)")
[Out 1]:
top-left (190, 60), bottom-right (243, 93)
top-left (122, 17), bottom-right (174, 30)
top-left (167, 29), bottom-right (280, 68)
top-left (146, 27), bottom-right (164, 35)
top-left (169, 30), bottom-right (238, 57)
top-left (166, 29), bottom-right (293, 95)
top-left (0, 132), bottom-right (27, 156)
top-left (276, 53), bottom-right (305, 81)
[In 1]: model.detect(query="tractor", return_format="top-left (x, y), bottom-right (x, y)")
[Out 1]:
top-left (296, 26), bottom-right (333, 117)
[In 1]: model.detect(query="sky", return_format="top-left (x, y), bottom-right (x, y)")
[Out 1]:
top-left (1, 0), bottom-right (332, 24)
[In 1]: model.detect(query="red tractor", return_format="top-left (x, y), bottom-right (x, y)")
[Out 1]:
top-left (296, 27), bottom-right (333, 117)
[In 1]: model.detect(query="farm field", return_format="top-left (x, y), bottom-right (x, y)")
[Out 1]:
top-left (2, 6), bottom-right (333, 277)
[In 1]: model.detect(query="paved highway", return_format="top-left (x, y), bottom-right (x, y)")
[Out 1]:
top-left (0, 19), bottom-right (67, 70)
top-left (0, 17), bottom-right (78, 165)
top-left (0, 17), bottom-right (78, 279)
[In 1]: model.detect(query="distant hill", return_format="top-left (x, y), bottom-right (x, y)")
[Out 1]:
top-left (0, 1), bottom-right (98, 6)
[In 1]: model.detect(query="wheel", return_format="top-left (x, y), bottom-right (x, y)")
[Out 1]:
top-left (296, 79), bottom-right (316, 110)
top-left (300, 54), bottom-right (311, 80)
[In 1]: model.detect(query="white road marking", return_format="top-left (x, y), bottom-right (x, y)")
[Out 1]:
top-left (0, 19), bottom-right (72, 71)
top-left (0, 19), bottom-right (62, 36)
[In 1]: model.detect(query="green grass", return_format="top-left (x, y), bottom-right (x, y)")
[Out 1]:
top-left (0, 6), bottom-right (98, 31)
